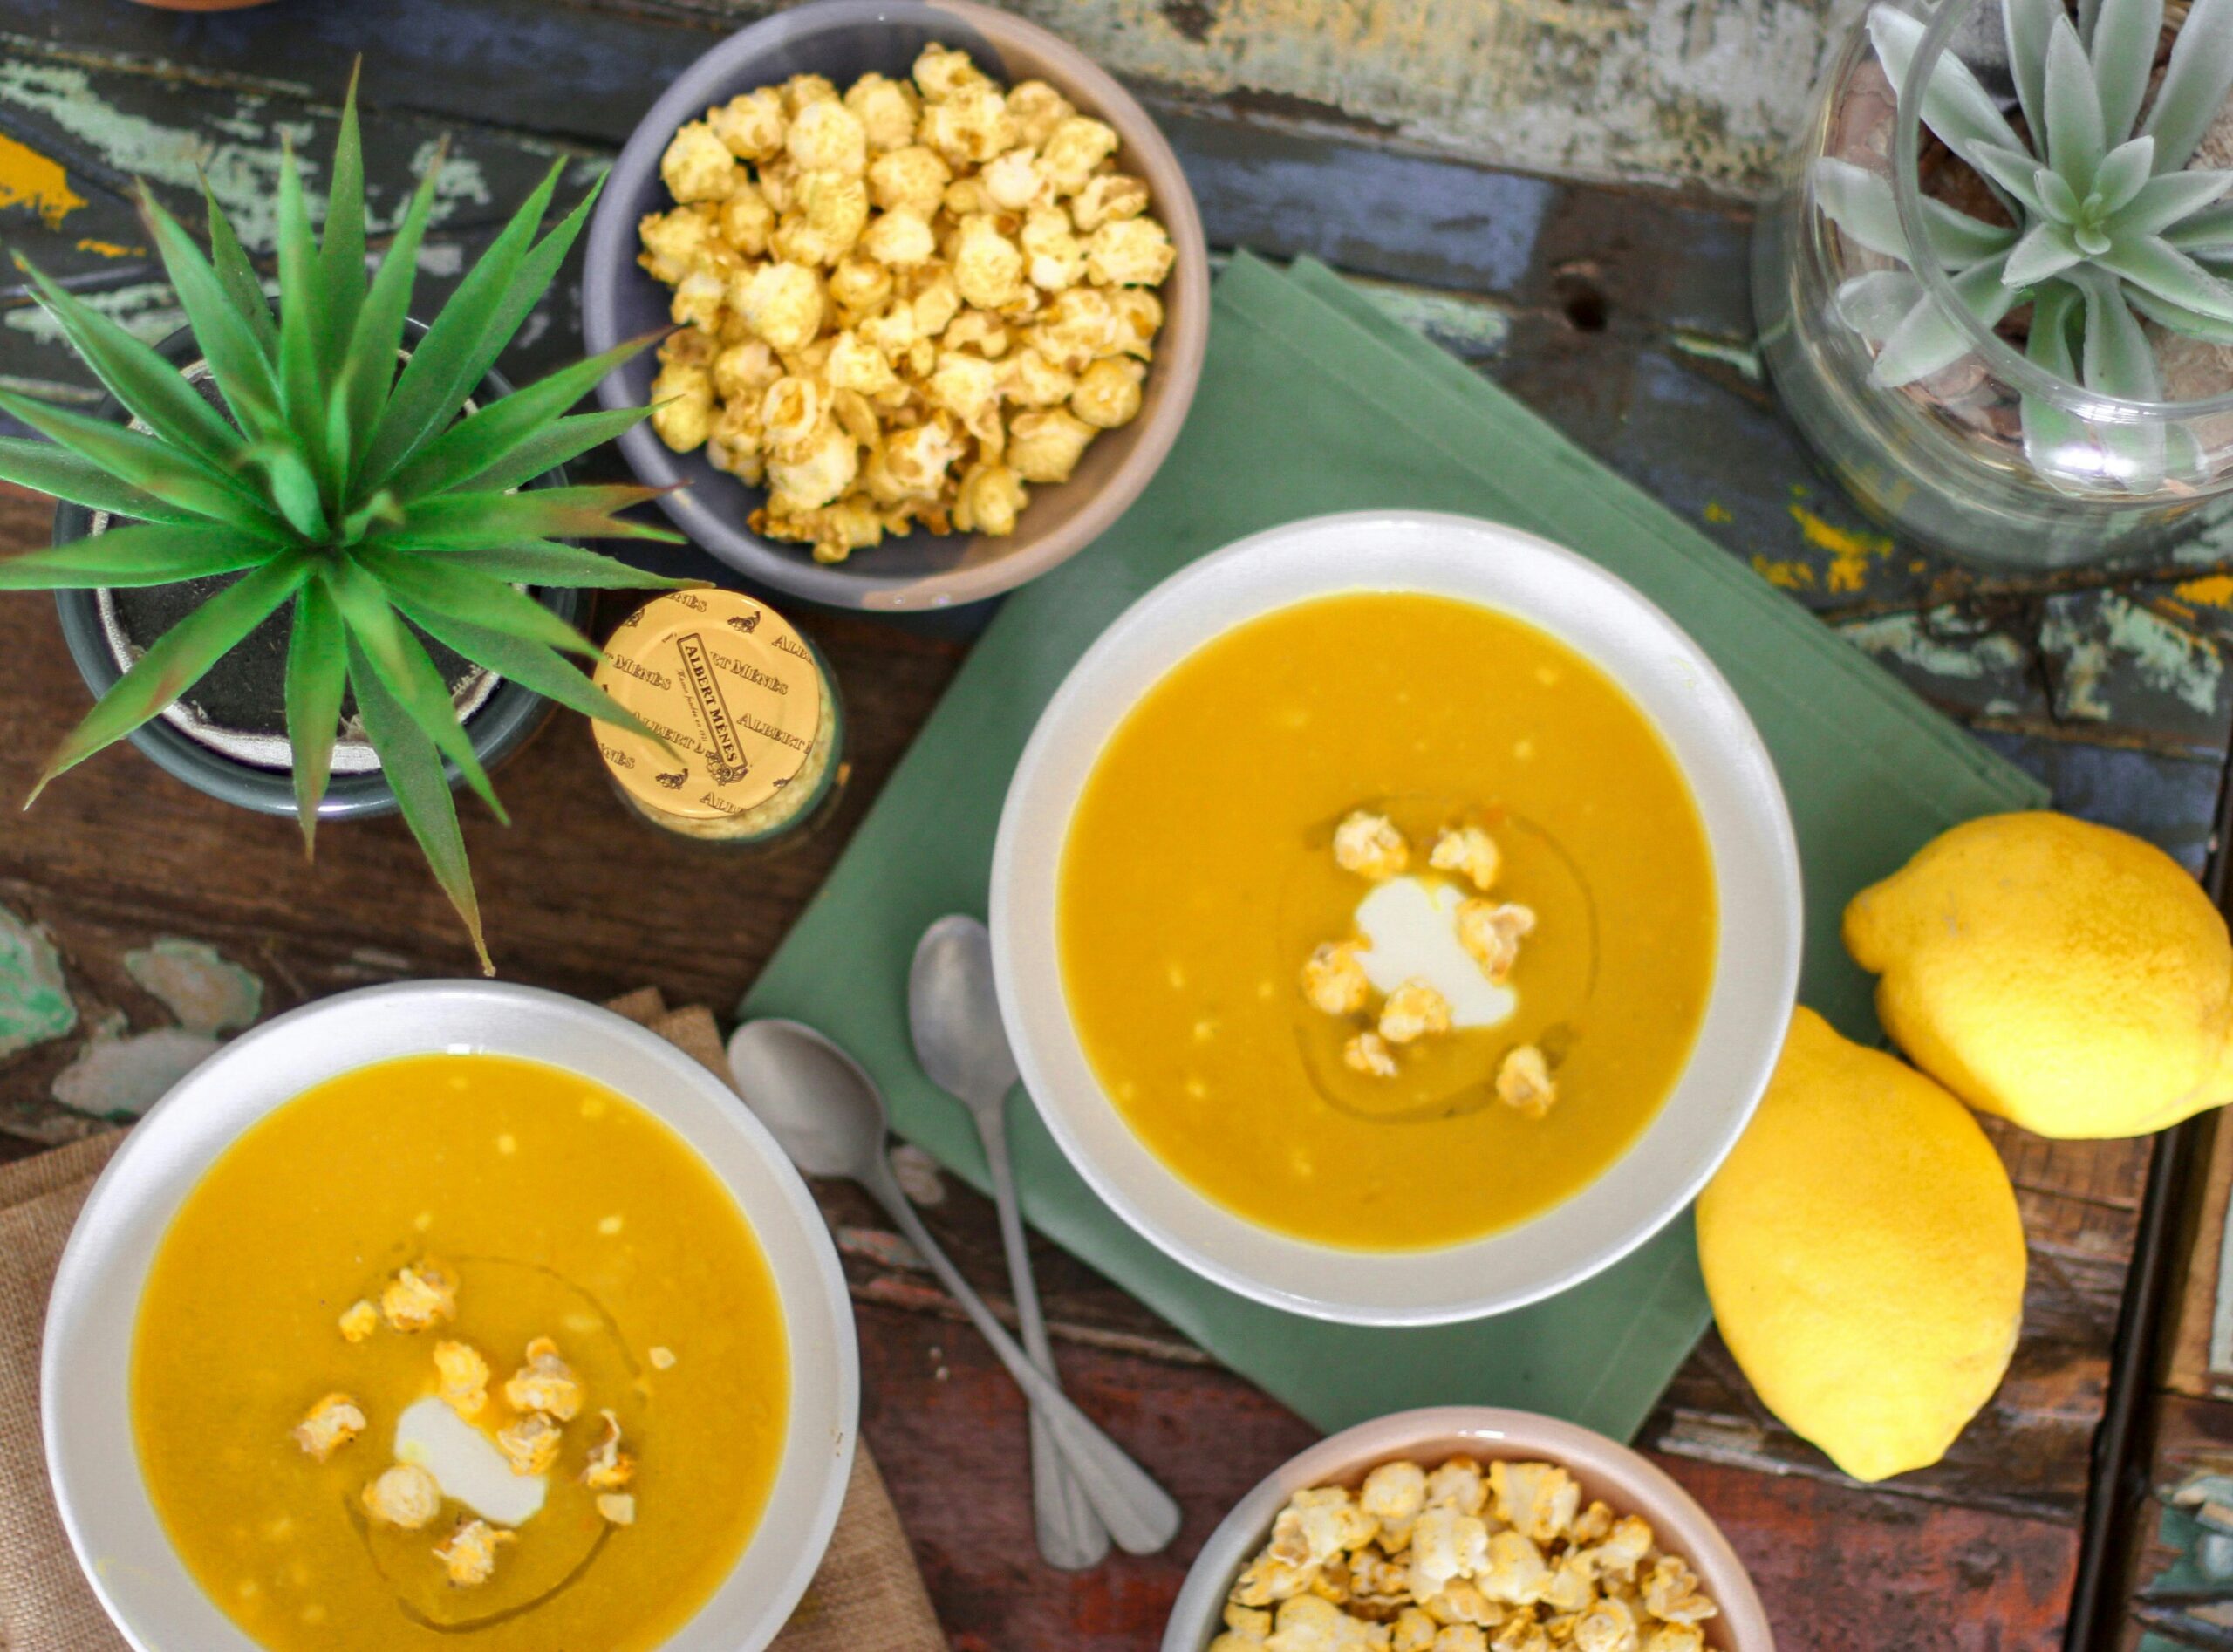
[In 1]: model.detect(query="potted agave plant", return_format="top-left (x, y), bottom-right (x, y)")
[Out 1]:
top-left (0, 85), bottom-right (684, 971)
top-left (1755, 0), bottom-right (2233, 568)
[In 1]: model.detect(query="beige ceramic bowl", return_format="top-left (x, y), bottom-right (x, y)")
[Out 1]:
top-left (584, 0), bottom-right (1211, 611)
top-left (1163, 1407), bottom-right (1776, 1651)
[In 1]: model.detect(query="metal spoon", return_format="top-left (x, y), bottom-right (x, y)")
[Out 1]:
top-left (726, 1017), bottom-right (1181, 1557)
top-left (909, 915), bottom-right (1110, 1570)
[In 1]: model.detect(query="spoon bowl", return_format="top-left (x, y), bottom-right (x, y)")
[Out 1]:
top-left (726, 1019), bottom-right (890, 1183)
top-left (909, 917), bottom-right (1021, 1111)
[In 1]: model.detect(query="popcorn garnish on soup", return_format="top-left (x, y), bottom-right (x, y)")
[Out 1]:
top-left (638, 46), bottom-right (1174, 563)
top-left (1299, 812), bottom-right (1556, 1113)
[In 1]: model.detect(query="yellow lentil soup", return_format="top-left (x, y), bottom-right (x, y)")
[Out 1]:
top-left (1058, 592), bottom-right (1717, 1250)
top-left (132, 1054), bottom-right (788, 1650)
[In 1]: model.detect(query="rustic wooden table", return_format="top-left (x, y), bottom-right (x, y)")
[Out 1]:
top-left (2, 2), bottom-right (2228, 1648)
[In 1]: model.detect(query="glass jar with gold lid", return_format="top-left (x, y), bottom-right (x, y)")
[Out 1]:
top-left (590, 589), bottom-right (847, 848)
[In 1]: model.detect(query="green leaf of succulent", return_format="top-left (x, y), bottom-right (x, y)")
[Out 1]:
top-left (352, 545), bottom-right (598, 658)
top-left (2142, 0), bottom-right (2233, 172)
top-left (386, 604), bottom-right (663, 747)
top-left (339, 149), bottom-right (445, 488)
top-left (2004, 0), bottom-right (2056, 140)
top-left (358, 160), bottom-right (564, 488)
top-left (1965, 144), bottom-right (2047, 216)
top-left (0, 521), bottom-right (274, 590)
top-left (324, 363), bottom-right (357, 501)
top-left (7, 253), bottom-right (243, 477)
top-left (139, 190), bottom-right (285, 441)
top-left (2094, 236), bottom-right (2233, 320)
top-left (2036, 166), bottom-right (2085, 226)
top-left (2125, 283), bottom-right (2233, 342)
top-left (320, 67), bottom-right (369, 375)
top-left (2004, 220), bottom-right (2087, 286)
top-left (387, 537), bottom-right (698, 590)
top-left (383, 332), bottom-right (663, 502)
top-left (1868, 7), bottom-right (2027, 168)
top-left (1813, 158), bottom-right (2018, 267)
top-left (2092, 138), bottom-right (2160, 216)
top-left (1869, 253), bottom-right (2021, 387)
top-left (2022, 283), bottom-right (2093, 485)
top-left (2079, 276), bottom-right (2168, 487)
top-left (458, 174), bottom-right (611, 440)
top-left (240, 440), bottom-right (330, 540)
top-left (345, 632), bottom-right (490, 976)
top-left (0, 387), bottom-right (276, 532)
top-left (339, 490), bottom-right (405, 543)
top-left (2167, 202), bottom-right (2233, 252)
top-left (2112, 167), bottom-right (2233, 236)
top-left (1834, 270), bottom-right (1926, 344)
top-left (27, 553), bottom-right (311, 802)
top-left (200, 176), bottom-right (277, 360)
top-left (2044, 17), bottom-right (2108, 189)
top-left (319, 556), bottom-right (504, 823)
top-left (2090, 0), bottom-right (2163, 145)
top-left (0, 438), bottom-right (201, 523)
top-left (274, 139), bottom-right (339, 502)
top-left (1813, 160), bottom-right (1909, 259)
top-left (1922, 200), bottom-right (2023, 265)
top-left (449, 407), bottom-right (655, 495)
top-left (380, 484), bottom-right (682, 550)
top-left (283, 578), bottom-right (346, 853)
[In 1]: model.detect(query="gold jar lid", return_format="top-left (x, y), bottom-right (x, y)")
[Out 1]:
top-left (591, 590), bottom-right (826, 833)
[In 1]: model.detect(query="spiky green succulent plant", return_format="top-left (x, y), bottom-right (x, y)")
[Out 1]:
top-left (0, 83), bottom-right (687, 972)
top-left (1817, 0), bottom-right (2233, 487)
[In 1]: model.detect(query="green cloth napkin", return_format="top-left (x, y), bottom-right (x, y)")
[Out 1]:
top-left (741, 253), bottom-right (2046, 1440)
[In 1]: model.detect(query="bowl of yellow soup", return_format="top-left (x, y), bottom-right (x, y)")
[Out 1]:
top-left (990, 510), bottom-right (1802, 1324)
top-left (43, 980), bottom-right (857, 1652)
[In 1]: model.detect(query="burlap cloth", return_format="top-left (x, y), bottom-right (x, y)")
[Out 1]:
top-left (0, 989), bottom-right (944, 1651)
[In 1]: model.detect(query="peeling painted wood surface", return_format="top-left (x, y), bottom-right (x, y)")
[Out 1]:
top-left (0, 3), bottom-right (2220, 1647)
top-left (4, 0), bottom-right (1861, 198)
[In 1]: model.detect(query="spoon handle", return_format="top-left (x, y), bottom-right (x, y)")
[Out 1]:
top-left (863, 1160), bottom-right (1181, 1556)
top-left (973, 1102), bottom-right (1110, 1570)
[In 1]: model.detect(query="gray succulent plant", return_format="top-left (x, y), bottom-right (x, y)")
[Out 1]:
top-left (1817, 0), bottom-right (2233, 488)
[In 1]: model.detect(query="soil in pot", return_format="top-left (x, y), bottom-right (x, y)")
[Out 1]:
top-left (103, 571), bottom-right (494, 775)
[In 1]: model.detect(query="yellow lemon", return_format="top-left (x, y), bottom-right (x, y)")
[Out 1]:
top-left (1697, 1007), bottom-right (2025, 1483)
top-left (1845, 810), bottom-right (2233, 1138)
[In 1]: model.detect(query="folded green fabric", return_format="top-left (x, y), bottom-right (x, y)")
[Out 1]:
top-left (741, 252), bottom-right (2046, 1439)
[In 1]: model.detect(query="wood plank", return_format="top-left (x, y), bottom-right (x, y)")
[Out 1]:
top-left (3, 0), bottom-right (1857, 199)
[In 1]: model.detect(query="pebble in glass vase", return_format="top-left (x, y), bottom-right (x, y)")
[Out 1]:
top-left (1755, 0), bottom-right (2233, 570)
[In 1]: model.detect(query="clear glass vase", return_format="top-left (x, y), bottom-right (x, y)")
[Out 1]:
top-left (1754, 0), bottom-right (2233, 570)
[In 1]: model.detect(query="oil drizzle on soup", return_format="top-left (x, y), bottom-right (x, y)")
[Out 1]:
top-left (132, 1054), bottom-right (787, 1650)
top-left (1058, 593), bottom-right (1717, 1250)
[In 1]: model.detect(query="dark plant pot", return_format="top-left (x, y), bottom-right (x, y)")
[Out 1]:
top-left (48, 325), bottom-right (585, 821)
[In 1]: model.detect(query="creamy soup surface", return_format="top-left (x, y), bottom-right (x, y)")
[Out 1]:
top-left (1059, 592), bottom-right (1718, 1250)
top-left (132, 1053), bottom-right (787, 1651)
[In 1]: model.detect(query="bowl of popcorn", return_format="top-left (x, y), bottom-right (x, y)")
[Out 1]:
top-left (582, 0), bottom-right (1209, 611)
top-left (1164, 1408), bottom-right (1775, 1652)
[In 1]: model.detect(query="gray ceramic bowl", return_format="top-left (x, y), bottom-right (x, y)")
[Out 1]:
top-left (582, 0), bottom-right (1210, 611)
